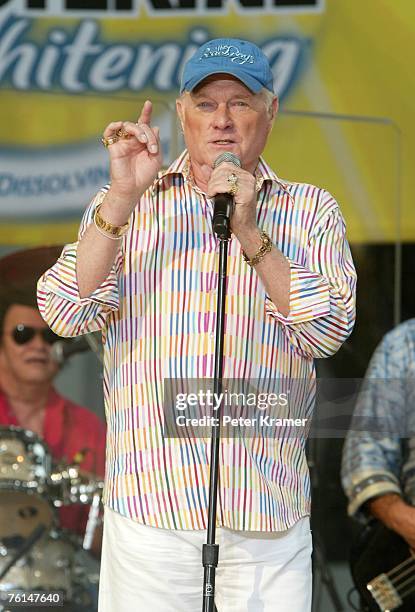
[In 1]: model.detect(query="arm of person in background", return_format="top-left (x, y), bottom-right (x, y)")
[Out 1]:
top-left (37, 100), bottom-right (162, 336)
top-left (368, 494), bottom-right (415, 550)
top-left (341, 321), bottom-right (415, 549)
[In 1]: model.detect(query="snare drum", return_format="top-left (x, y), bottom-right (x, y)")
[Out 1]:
top-left (0, 427), bottom-right (54, 540)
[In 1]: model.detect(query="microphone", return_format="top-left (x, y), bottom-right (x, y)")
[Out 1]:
top-left (212, 152), bottom-right (241, 239)
top-left (51, 336), bottom-right (90, 364)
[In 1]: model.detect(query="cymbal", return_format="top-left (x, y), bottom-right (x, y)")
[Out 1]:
top-left (0, 245), bottom-right (63, 308)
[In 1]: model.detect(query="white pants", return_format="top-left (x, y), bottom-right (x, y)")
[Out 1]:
top-left (98, 506), bottom-right (312, 612)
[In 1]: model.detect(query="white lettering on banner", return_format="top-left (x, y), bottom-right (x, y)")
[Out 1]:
top-left (0, 0), bottom-right (323, 18)
top-left (0, 143), bottom-right (110, 217)
top-left (0, 17), bottom-right (305, 98)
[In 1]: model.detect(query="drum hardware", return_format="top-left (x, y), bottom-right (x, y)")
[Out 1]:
top-left (49, 465), bottom-right (87, 508)
top-left (53, 463), bottom-right (104, 507)
top-left (0, 524), bottom-right (47, 582)
top-left (83, 492), bottom-right (101, 551)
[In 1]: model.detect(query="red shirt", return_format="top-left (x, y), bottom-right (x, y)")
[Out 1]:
top-left (0, 388), bottom-right (106, 536)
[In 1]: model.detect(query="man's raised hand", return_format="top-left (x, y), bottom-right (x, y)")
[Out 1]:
top-left (102, 100), bottom-right (163, 205)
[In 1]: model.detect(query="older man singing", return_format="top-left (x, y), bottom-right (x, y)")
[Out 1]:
top-left (38, 38), bottom-right (356, 611)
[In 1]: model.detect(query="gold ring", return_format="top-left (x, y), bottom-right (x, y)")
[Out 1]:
top-left (116, 127), bottom-right (131, 139)
top-left (228, 183), bottom-right (238, 196)
top-left (101, 135), bottom-right (119, 148)
top-left (227, 172), bottom-right (238, 195)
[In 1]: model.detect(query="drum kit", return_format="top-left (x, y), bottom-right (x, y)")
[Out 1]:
top-left (0, 247), bottom-right (104, 611)
top-left (0, 426), bottom-right (104, 611)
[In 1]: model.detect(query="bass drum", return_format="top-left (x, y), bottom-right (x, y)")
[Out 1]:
top-left (0, 426), bottom-right (54, 541)
top-left (0, 528), bottom-right (96, 612)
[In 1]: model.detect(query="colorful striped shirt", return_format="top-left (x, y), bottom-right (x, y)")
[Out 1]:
top-left (37, 152), bottom-right (356, 531)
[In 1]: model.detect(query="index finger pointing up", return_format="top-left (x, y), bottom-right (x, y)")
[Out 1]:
top-left (137, 100), bottom-right (153, 126)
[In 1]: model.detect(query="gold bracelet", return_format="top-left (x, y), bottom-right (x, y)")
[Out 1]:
top-left (93, 193), bottom-right (130, 240)
top-left (242, 231), bottom-right (273, 267)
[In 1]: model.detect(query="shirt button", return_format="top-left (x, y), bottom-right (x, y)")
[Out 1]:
top-left (210, 333), bottom-right (215, 340)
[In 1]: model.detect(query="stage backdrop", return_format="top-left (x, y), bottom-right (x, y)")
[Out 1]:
top-left (0, 0), bottom-right (412, 245)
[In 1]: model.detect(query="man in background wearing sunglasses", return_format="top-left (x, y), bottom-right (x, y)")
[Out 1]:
top-left (0, 287), bottom-right (106, 545)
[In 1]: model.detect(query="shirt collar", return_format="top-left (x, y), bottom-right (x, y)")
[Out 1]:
top-left (155, 151), bottom-right (294, 202)
top-left (255, 157), bottom-right (293, 202)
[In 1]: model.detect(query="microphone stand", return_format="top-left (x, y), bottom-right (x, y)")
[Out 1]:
top-left (202, 200), bottom-right (232, 612)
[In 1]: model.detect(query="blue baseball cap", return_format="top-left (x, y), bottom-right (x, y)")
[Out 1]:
top-left (180, 38), bottom-right (275, 94)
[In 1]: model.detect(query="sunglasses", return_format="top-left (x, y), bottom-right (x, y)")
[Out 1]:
top-left (11, 324), bottom-right (59, 346)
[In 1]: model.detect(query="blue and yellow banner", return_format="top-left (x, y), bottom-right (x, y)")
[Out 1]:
top-left (0, 0), bottom-right (412, 245)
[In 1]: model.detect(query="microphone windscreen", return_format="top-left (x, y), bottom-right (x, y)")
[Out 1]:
top-left (213, 152), bottom-right (241, 169)
top-left (51, 337), bottom-right (90, 363)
